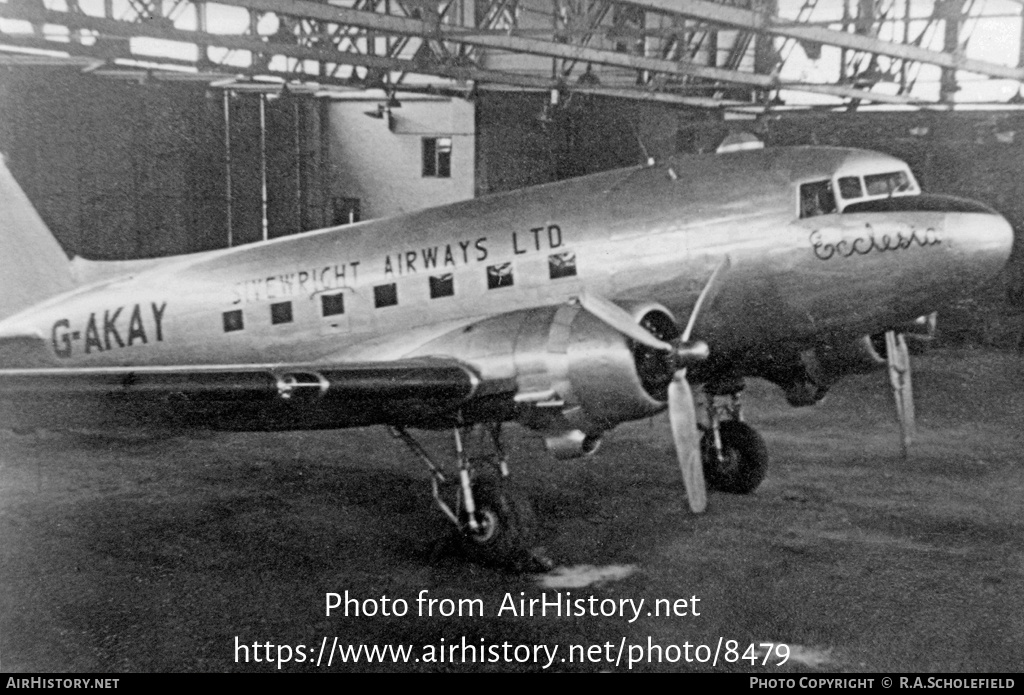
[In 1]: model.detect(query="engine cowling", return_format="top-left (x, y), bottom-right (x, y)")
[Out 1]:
top-left (509, 304), bottom-right (678, 450)
top-left (750, 314), bottom-right (935, 407)
top-left (750, 335), bottom-right (887, 406)
top-left (412, 303), bottom-right (680, 458)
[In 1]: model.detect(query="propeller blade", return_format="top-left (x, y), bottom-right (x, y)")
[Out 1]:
top-left (576, 291), bottom-right (674, 352)
top-left (668, 374), bottom-right (706, 513)
top-left (579, 259), bottom-right (728, 513)
top-left (680, 256), bottom-right (732, 342)
top-left (884, 330), bottom-right (915, 459)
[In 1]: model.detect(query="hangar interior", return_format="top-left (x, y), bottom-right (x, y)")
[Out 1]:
top-left (5, 3), bottom-right (1024, 674)
top-left (2, 0), bottom-right (1024, 342)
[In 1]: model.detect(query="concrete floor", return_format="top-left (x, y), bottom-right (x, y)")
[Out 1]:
top-left (2, 348), bottom-right (1023, 672)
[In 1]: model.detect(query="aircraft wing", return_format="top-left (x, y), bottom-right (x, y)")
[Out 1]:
top-left (0, 335), bottom-right (509, 431)
top-left (0, 359), bottom-right (481, 399)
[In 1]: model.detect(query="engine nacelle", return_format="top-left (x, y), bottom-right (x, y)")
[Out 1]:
top-left (512, 304), bottom-right (674, 436)
top-left (812, 334), bottom-right (887, 377)
top-left (749, 334), bottom-right (886, 407)
top-left (756, 314), bottom-right (934, 407)
top-left (412, 303), bottom-right (679, 456)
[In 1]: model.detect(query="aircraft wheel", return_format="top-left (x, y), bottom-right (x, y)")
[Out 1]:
top-left (459, 476), bottom-right (538, 571)
top-left (700, 421), bottom-right (769, 494)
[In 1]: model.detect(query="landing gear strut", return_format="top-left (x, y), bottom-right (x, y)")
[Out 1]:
top-left (392, 423), bottom-right (550, 571)
top-left (457, 473), bottom-right (538, 569)
top-left (701, 390), bottom-right (769, 494)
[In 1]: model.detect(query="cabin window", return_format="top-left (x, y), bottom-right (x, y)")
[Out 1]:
top-left (865, 170), bottom-right (914, 196)
top-left (321, 293), bottom-right (345, 316)
top-left (799, 180), bottom-right (837, 218)
top-left (374, 283), bottom-right (398, 308)
top-left (222, 309), bottom-right (244, 332)
top-left (548, 252), bottom-right (577, 279)
top-left (487, 263), bottom-right (514, 289)
top-left (422, 137), bottom-right (452, 178)
top-left (838, 176), bottom-right (864, 199)
top-left (270, 301), bottom-right (293, 325)
top-left (429, 274), bottom-right (454, 298)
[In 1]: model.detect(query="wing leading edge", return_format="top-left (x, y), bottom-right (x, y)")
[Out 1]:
top-left (0, 355), bottom-right (509, 432)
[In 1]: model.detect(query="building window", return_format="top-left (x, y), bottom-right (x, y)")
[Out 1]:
top-left (222, 309), bottom-right (244, 333)
top-left (321, 293), bottom-right (345, 316)
top-left (429, 274), bottom-right (454, 298)
top-left (374, 283), bottom-right (398, 308)
top-left (548, 252), bottom-right (577, 279)
top-left (422, 137), bottom-right (452, 178)
top-left (487, 263), bottom-right (514, 289)
top-left (270, 301), bottom-right (293, 325)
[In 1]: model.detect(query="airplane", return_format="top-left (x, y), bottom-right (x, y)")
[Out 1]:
top-left (0, 139), bottom-right (1015, 570)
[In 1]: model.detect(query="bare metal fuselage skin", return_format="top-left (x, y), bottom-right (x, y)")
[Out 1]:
top-left (0, 146), bottom-right (1014, 432)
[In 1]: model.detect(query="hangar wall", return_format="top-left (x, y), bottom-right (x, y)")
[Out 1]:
top-left (0, 68), bottom-right (474, 259)
top-left (0, 68), bottom-right (227, 259)
top-left (226, 92), bottom-right (332, 246)
top-left (0, 68), bottom-right (349, 258)
top-left (326, 96), bottom-right (475, 221)
top-left (475, 91), bottom-right (690, 194)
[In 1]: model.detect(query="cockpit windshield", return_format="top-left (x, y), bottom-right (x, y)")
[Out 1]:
top-left (832, 168), bottom-right (918, 212)
top-left (837, 176), bottom-right (863, 199)
top-left (799, 164), bottom-right (919, 218)
top-left (799, 180), bottom-right (838, 218)
top-left (864, 170), bottom-right (915, 196)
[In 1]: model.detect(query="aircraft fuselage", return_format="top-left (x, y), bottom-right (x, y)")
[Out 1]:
top-left (0, 146), bottom-right (1014, 431)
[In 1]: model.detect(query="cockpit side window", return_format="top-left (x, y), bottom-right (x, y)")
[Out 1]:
top-left (864, 170), bottom-right (914, 196)
top-left (838, 176), bottom-right (864, 200)
top-left (799, 180), bottom-right (838, 218)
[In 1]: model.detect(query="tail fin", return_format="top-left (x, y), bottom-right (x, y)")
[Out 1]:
top-left (0, 155), bottom-right (76, 321)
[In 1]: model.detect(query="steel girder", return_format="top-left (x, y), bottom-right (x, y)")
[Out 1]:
top-left (0, 0), bottom-right (1020, 108)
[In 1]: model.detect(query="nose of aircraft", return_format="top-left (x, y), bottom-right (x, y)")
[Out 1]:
top-left (837, 193), bottom-right (1015, 288)
top-left (944, 207), bottom-right (1015, 286)
top-left (845, 192), bottom-right (1016, 304)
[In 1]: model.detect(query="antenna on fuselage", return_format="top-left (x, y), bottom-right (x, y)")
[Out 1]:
top-left (630, 121), bottom-right (656, 167)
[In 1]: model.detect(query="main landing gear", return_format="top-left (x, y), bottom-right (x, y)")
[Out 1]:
top-left (700, 389), bottom-right (769, 494)
top-left (391, 423), bottom-right (551, 572)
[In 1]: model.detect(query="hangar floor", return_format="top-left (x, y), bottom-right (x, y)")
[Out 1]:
top-left (2, 347), bottom-right (1023, 672)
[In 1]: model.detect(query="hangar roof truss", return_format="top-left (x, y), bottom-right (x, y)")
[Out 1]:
top-left (0, 0), bottom-right (1022, 110)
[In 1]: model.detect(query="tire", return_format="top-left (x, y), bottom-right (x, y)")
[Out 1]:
top-left (700, 421), bottom-right (769, 494)
top-left (459, 476), bottom-right (537, 571)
